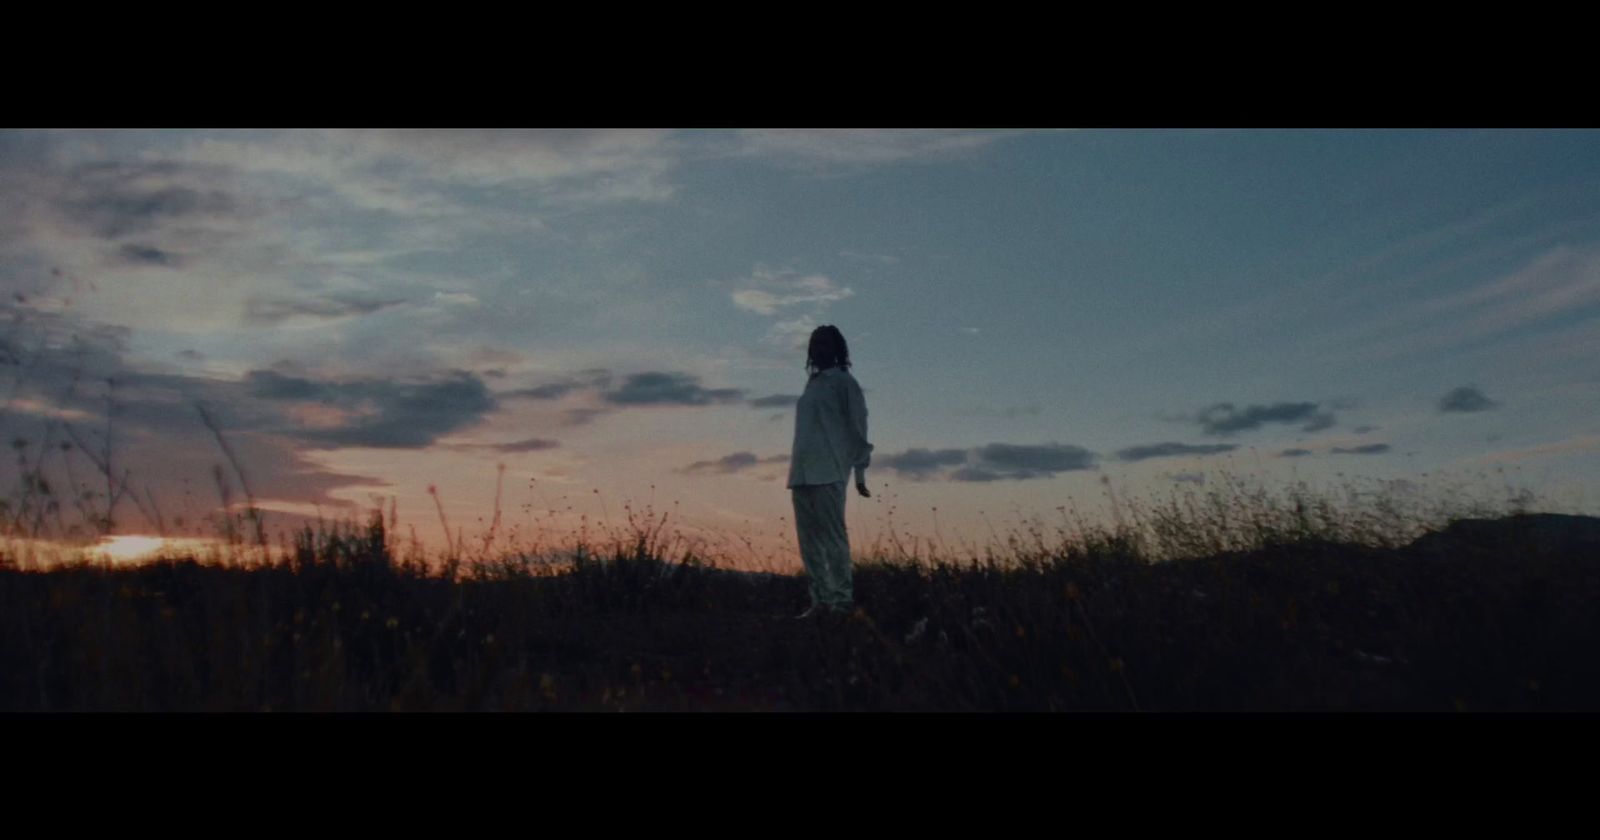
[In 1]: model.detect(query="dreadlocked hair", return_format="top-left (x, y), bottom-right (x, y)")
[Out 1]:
top-left (805, 325), bottom-right (851, 378)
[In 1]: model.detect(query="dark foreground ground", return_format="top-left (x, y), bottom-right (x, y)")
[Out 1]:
top-left (3, 513), bottom-right (1598, 711)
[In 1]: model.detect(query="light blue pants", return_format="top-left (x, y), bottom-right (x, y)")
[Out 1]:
top-left (792, 480), bottom-right (853, 609)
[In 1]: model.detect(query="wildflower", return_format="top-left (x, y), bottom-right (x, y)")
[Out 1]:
top-left (386, 617), bottom-right (399, 630)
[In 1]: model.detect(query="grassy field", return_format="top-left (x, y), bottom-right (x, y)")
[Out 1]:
top-left (4, 476), bottom-right (1597, 712)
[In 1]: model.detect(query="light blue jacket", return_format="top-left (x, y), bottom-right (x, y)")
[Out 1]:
top-left (787, 366), bottom-right (873, 488)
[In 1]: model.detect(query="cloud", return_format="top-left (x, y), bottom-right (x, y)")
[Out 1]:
top-left (176, 129), bottom-right (683, 211)
top-left (506, 382), bottom-right (583, 400)
top-left (877, 447), bottom-right (969, 478)
top-left (502, 369), bottom-right (615, 402)
top-left (971, 443), bottom-right (1097, 476)
top-left (601, 371), bottom-right (746, 406)
top-left (244, 368), bottom-right (497, 448)
top-left (1476, 433), bottom-right (1600, 465)
top-left (731, 269), bottom-right (854, 316)
top-left (54, 160), bottom-right (247, 239)
top-left (1421, 245), bottom-right (1600, 350)
top-left (1438, 385), bottom-right (1499, 413)
top-left (748, 393), bottom-right (799, 408)
top-left (1195, 401), bottom-right (1336, 436)
top-left (483, 437), bottom-right (560, 453)
top-left (0, 302), bottom-right (391, 523)
top-left (874, 442), bottom-right (1097, 482)
top-left (1330, 444), bottom-right (1392, 455)
top-left (1279, 448), bottom-right (1314, 458)
top-left (444, 437), bottom-right (560, 454)
top-left (681, 451), bottom-right (788, 475)
top-left (117, 243), bottom-right (184, 268)
top-left (242, 294), bottom-right (408, 326)
top-left (733, 129), bottom-right (1026, 169)
top-left (1114, 441), bottom-right (1240, 462)
top-left (765, 316), bottom-right (823, 350)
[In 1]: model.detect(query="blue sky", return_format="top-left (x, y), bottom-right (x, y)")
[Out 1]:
top-left (2, 129), bottom-right (1597, 564)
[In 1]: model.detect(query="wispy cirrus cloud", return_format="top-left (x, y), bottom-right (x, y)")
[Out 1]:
top-left (731, 129), bottom-right (1028, 170)
top-left (242, 294), bottom-right (408, 327)
top-left (1475, 433), bottom-right (1600, 465)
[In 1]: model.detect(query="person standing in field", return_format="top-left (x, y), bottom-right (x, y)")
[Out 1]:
top-left (788, 324), bottom-right (873, 619)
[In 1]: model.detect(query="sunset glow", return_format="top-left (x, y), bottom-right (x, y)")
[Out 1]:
top-left (2, 129), bottom-right (1597, 569)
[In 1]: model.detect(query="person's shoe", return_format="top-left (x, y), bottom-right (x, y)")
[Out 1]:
top-left (824, 603), bottom-right (856, 620)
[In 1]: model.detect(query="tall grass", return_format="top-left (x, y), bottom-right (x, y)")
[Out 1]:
top-left (3, 468), bottom-right (1595, 712)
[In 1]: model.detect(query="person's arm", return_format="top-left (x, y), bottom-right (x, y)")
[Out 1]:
top-left (844, 377), bottom-right (873, 493)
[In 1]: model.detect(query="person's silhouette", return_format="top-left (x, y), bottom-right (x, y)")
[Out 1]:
top-left (786, 325), bottom-right (873, 619)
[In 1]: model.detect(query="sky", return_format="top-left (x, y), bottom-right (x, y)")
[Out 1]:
top-left (2, 128), bottom-right (1598, 567)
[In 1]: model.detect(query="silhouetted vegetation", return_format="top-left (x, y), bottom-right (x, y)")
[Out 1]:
top-left (4, 478), bottom-right (1596, 711)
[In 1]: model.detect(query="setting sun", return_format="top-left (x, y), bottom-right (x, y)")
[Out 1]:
top-left (92, 535), bottom-right (170, 562)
